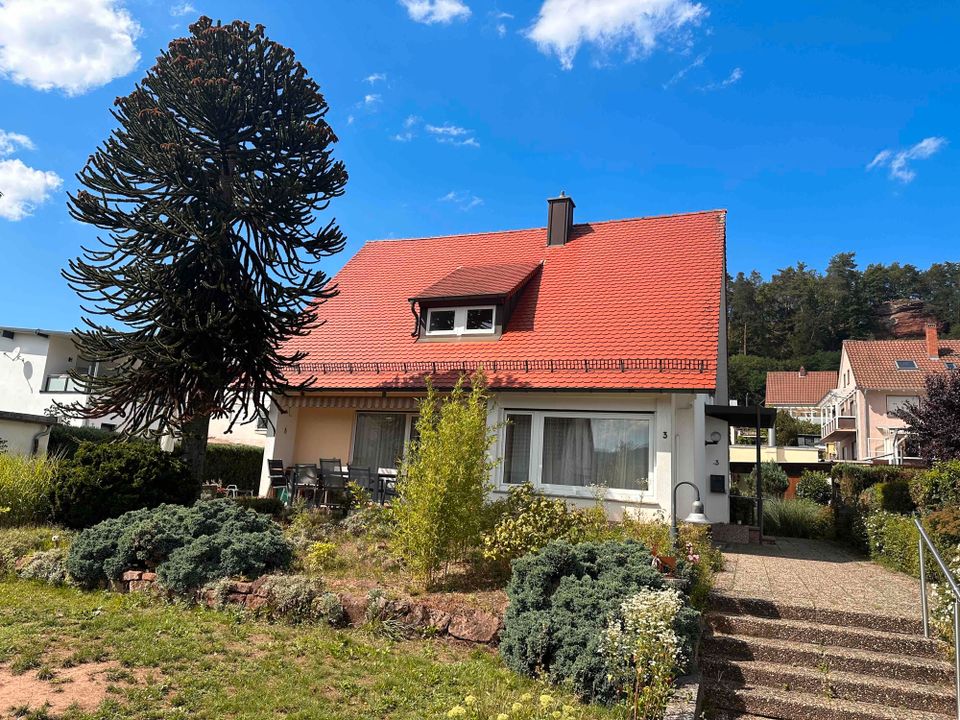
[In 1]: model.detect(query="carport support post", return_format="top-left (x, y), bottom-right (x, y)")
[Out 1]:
top-left (755, 404), bottom-right (763, 538)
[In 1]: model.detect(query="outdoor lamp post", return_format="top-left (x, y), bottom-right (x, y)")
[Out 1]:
top-left (671, 481), bottom-right (711, 541)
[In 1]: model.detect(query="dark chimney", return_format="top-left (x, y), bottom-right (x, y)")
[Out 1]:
top-left (547, 192), bottom-right (575, 246)
top-left (925, 322), bottom-right (940, 360)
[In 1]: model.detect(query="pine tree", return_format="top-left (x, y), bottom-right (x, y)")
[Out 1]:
top-left (62, 17), bottom-right (347, 483)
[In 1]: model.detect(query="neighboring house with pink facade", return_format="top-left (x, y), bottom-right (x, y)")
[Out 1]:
top-left (820, 324), bottom-right (960, 464)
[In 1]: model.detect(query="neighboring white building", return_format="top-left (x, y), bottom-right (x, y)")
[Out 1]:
top-left (0, 325), bottom-right (266, 452)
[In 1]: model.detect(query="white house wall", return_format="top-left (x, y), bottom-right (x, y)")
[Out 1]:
top-left (0, 418), bottom-right (52, 455)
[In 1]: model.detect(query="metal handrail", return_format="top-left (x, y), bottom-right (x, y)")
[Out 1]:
top-left (914, 515), bottom-right (960, 720)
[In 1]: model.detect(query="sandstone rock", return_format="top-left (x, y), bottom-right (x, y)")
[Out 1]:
top-left (225, 593), bottom-right (248, 606)
top-left (141, 572), bottom-right (158, 582)
top-left (129, 580), bottom-right (153, 592)
top-left (340, 593), bottom-right (369, 626)
top-left (407, 604), bottom-right (451, 633)
top-left (245, 595), bottom-right (269, 611)
top-left (448, 610), bottom-right (501, 644)
top-left (251, 576), bottom-right (270, 597)
top-left (121, 570), bottom-right (143, 582)
top-left (229, 581), bottom-right (253, 594)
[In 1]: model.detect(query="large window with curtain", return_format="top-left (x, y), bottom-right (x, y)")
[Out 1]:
top-left (500, 410), bottom-right (653, 497)
top-left (351, 413), bottom-right (415, 471)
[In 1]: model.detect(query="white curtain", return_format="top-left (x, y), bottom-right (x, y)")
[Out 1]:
top-left (353, 413), bottom-right (407, 470)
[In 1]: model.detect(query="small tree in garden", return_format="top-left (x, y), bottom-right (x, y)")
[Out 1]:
top-left (895, 370), bottom-right (960, 461)
top-left (748, 460), bottom-right (790, 497)
top-left (61, 17), bottom-right (348, 485)
top-left (392, 372), bottom-right (497, 586)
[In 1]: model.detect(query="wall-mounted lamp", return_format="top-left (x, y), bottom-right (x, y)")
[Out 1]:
top-left (705, 430), bottom-right (722, 446)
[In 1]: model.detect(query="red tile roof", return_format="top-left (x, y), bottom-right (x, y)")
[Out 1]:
top-left (765, 370), bottom-right (838, 406)
top-left (283, 209), bottom-right (727, 392)
top-left (845, 339), bottom-right (960, 390)
top-left (410, 262), bottom-right (541, 302)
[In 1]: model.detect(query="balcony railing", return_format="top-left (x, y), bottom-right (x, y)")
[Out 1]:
top-left (821, 415), bottom-right (856, 441)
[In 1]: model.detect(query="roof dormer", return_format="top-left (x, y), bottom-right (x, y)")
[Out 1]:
top-left (409, 261), bottom-right (541, 342)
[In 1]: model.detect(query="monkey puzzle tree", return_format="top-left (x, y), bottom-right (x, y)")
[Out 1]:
top-left (63, 17), bottom-right (347, 483)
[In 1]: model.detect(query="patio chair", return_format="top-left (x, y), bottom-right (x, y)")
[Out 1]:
top-left (319, 458), bottom-right (344, 480)
top-left (379, 471), bottom-right (399, 505)
top-left (294, 463), bottom-right (320, 504)
top-left (319, 464), bottom-right (349, 512)
top-left (268, 459), bottom-right (287, 499)
top-left (347, 465), bottom-right (379, 503)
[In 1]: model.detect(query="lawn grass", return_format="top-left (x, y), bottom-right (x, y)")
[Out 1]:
top-left (0, 578), bottom-right (626, 719)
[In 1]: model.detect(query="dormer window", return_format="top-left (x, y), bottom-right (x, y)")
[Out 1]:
top-left (426, 306), bottom-right (495, 336)
top-left (410, 262), bottom-right (542, 342)
top-left (895, 360), bottom-right (918, 370)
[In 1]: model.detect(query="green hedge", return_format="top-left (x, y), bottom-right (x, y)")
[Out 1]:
top-left (48, 424), bottom-right (154, 459)
top-left (859, 480), bottom-right (915, 515)
top-left (832, 464), bottom-right (918, 548)
top-left (51, 441), bottom-right (198, 529)
top-left (910, 461), bottom-right (960, 512)
top-left (864, 511), bottom-right (921, 577)
top-left (203, 444), bottom-right (264, 494)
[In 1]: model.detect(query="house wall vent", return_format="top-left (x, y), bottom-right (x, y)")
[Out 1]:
top-left (547, 192), bottom-right (575, 246)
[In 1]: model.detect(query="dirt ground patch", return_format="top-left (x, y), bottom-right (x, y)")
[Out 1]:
top-left (0, 660), bottom-right (133, 716)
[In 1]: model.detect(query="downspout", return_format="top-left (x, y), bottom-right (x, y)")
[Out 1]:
top-left (31, 422), bottom-right (53, 456)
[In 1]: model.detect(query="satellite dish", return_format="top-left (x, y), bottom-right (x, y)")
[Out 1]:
top-left (3, 346), bottom-right (22, 361)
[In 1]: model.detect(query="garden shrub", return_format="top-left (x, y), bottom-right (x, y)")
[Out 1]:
top-left (748, 461), bottom-right (790, 498)
top-left (303, 541), bottom-right (339, 573)
top-left (481, 484), bottom-right (597, 564)
top-left (601, 588), bottom-right (685, 719)
top-left (832, 463), bottom-right (918, 547)
top-left (0, 453), bottom-right (59, 527)
top-left (910, 461), bottom-right (960, 512)
top-left (795, 470), bottom-right (831, 505)
top-left (67, 500), bottom-right (292, 592)
top-left (201, 443), bottom-right (264, 494)
top-left (499, 540), bottom-right (699, 703)
top-left (926, 507), bottom-right (960, 550)
top-left (47, 424), bottom-right (122, 459)
top-left (392, 373), bottom-right (496, 585)
top-left (859, 480), bottom-right (915, 515)
top-left (864, 511), bottom-right (921, 576)
top-left (234, 496), bottom-right (285, 519)
top-left (254, 574), bottom-right (327, 622)
top-left (340, 502), bottom-right (394, 539)
top-left (763, 498), bottom-right (832, 539)
top-left (0, 526), bottom-right (70, 574)
top-left (16, 548), bottom-right (70, 585)
top-left (51, 441), bottom-right (199, 528)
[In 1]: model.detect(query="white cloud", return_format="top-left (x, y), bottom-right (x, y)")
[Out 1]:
top-left (0, 0), bottom-right (142, 96)
top-left (0, 159), bottom-right (62, 221)
top-left (440, 190), bottom-right (483, 211)
top-left (0, 130), bottom-right (33, 156)
top-left (404, 115), bottom-right (421, 128)
top-left (392, 115), bottom-right (421, 142)
top-left (400, 0), bottom-right (471, 24)
top-left (365, 72), bottom-right (387, 84)
top-left (362, 93), bottom-right (381, 107)
top-left (699, 66), bottom-right (741, 90)
top-left (492, 10), bottom-right (513, 36)
top-left (426, 123), bottom-right (479, 147)
top-left (169, 2), bottom-right (195, 16)
top-left (346, 114), bottom-right (355, 125)
top-left (663, 50), bottom-right (706, 88)
top-left (527, 0), bottom-right (707, 70)
top-left (867, 137), bottom-right (948, 183)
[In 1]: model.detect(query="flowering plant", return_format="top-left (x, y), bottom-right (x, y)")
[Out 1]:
top-left (600, 588), bottom-right (684, 719)
top-left (443, 691), bottom-right (586, 719)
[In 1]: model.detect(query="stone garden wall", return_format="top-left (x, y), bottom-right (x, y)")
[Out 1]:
top-left (113, 570), bottom-right (502, 645)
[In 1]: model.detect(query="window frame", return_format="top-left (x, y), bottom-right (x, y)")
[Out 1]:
top-left (424, 305), bottom-right (496, 337)
top-left (349, 411), bottom-right (419, 472)
top-left (498, 409), bottom-right (655, 502)
top-left (895, 359), bottom-right (919, 370)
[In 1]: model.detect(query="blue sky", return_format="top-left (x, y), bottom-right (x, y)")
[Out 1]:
top-left (0, 0), bottom-right (956, 330)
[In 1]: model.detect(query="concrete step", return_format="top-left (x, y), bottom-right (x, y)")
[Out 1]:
top-left (702, 633), bottom-right (954, 686)
top-left (707, 612), bottom-right (944, 658)
top-left (708, 712), bottom-right (779, 720)
top-left (702, 656), bottom-right (956, 715)
top-left (705, 680), bottom-right (954, 720)
top-left (709, 593), bottom-right (926, 636)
